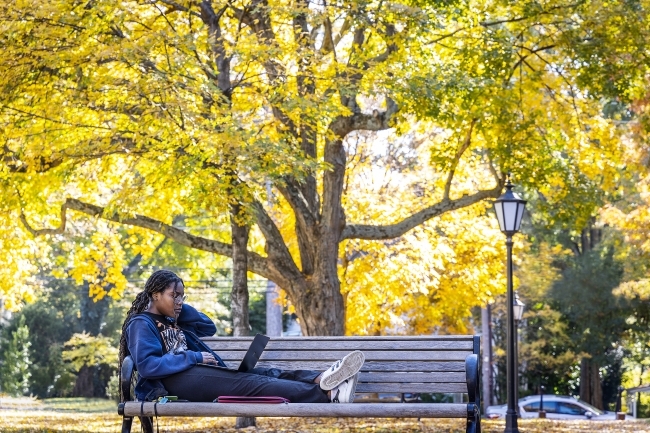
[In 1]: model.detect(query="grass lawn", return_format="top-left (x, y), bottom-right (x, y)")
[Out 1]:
top-left (1, 397), bottom-right (648, 432)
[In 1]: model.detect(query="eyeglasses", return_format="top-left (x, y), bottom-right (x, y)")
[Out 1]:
top-left (170, 293), bottom-right (187, 304)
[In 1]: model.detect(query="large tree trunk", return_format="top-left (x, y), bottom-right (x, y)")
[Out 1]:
top-left (580, 358), bottom-right (604, 410)
top-left (293, 273), bottom-right (345, 336)
top-left (230, 207), bottom-right (256, 429)
top-left (286, 212), bottom-right (346, 336)
top-left (288, 131), bottom-right (347, 337)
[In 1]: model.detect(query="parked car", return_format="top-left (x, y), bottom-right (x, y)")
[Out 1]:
top-left (486, 394), bottom-right (620, 420)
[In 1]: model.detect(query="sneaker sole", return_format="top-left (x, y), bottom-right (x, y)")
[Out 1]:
top-left (320, 351), bottom-right (365, 391)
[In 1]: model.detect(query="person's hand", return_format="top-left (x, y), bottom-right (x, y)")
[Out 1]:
top-left (201, 352), bottom-right (217, 365)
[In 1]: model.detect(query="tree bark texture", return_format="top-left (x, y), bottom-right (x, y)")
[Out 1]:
top-left (230, 207), bottom-right (251, 338)
top-left (580, 357), bottom-right (604, 410)
top-left (230, 206), bottom-right (256, 429)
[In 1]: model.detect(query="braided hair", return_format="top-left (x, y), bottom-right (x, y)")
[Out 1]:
top-left (118, 270), bottom-right (184, 396)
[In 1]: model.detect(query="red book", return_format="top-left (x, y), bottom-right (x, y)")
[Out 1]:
top-left (215, 396), bottom-right (290, 404)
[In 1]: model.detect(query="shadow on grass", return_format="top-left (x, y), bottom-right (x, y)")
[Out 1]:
top-left (0, 396), bottom-right (115, 413)
top-left (41, 398), bottom-right (116, 413)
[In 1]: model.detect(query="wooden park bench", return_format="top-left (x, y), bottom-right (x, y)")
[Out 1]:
top-left (118, 335), bottom-right (481, 433)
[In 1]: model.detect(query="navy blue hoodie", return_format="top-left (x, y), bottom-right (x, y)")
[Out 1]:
top-left (125, 303), bottom-right (226, 400)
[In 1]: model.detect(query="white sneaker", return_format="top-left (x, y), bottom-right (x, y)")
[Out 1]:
top-left (320, 350), bottom-right (365, 391)
top-left (330, 373), bottom-right (358, 403)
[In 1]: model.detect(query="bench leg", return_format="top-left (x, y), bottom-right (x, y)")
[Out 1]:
top-left (121, 416), bottom-right (133, 433)
top-left (139, 416), bottom-right (154, 433)
top-left (466, 403), bottom-right (480, 433)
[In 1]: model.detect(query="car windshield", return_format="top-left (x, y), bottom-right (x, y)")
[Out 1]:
top-left (577, 400), bottom-right (604, 415)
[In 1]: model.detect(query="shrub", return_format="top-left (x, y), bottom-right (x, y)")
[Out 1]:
top-left (0, 316), bottom-right (32, 396)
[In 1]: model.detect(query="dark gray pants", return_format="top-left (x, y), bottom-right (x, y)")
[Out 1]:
top-left (162, 365), bottom-right (330, 403)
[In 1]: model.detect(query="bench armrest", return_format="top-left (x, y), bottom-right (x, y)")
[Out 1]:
top-left (464, 353), bottom-right (481, 433)
top-left (465, 353), bottom-right (479, 406)
top-left (121, 355), bottom-right (135, 403)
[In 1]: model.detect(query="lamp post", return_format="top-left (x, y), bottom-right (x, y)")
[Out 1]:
top-left (513, 291), bottom-right (525, 416)
top-left (493, 177), bottom-right (527, 433)
top-left (616, 386), bottom-right (626, 420)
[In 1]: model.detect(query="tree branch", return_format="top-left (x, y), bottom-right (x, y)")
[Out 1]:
top-left (506, 44), bottom-right (557, 84)
top-left (250, 200), bottom-right (302, 272)
top-left (155, 0), bottom-right (201, 17)
top-left (484, 149), bottom-right (502, 185)
top-left (444, 119), bottom-right (477, 200)
top-left (276, 178), bottom-right (318, 227)
top-left (343, 97), bottom-right (399, 134)
top-left (341, 182), bottom-right (505, 240)
top-left (199, 0), bottom-right (231, 97)
top-left (229, 0), bottom-right (296, 133)
top-left (479, 3), bottom-right (581, 27)
top-left (275, 179), bottom-right (319, 275)
top-left (3, 137), bottom-right (139, 173)
top-left (425, 27), bottom-right (467, 45)
top-left (19, 198), bottom-right (278, 280)
top-left (333, 15), bottom-right (352, 47)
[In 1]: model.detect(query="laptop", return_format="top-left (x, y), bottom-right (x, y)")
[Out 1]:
top-left (198, 333), bottom-right (270, 373)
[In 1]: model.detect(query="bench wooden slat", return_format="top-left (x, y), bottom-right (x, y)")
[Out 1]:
top-left (229, 360), bottom-right (467, 372)
top-left (359, 372), bottom-right (467, 383)
top-left (216, 350), bottom-right (472, 362)
top-left (124, 402), bottom-right (469, 418)
top-left (203, 340), bottom-right (474, 351)
top-left (203, 336), bottom-right (474, 341)
top-left (356, 383), bottom-right (467, 393)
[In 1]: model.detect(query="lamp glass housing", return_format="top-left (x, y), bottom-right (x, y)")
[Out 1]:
top-left (493, 180), bottom-right (527, 234)
top-left (513, 293), bottom-right (525, 321)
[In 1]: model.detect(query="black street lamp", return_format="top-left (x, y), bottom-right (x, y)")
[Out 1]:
top-left (513, 291), bottom-right (525, 416)
top-left (513, 291), bottom-right (525, 322)
top-left (493, 177), bottom-right (527, 433)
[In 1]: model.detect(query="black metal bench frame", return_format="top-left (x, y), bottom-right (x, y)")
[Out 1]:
top-left (118, 335), bottom-right (481, 433)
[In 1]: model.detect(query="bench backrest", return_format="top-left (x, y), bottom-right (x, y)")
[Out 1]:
top-left (203, 336), bottom-right (480, 395)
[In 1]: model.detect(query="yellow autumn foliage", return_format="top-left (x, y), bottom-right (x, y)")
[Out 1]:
top-left (0, 0), bottom-right (646, 335)
top-left (62, 333), bottom-right (119, 373)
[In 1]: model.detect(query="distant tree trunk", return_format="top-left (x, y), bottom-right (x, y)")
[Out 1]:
top-left (73, 365), bottom-right (95, 398)
top-left (231, 206), bottom-right (255, 429)
top-left (231, 208), bottom-right (251, 338)
top-left (482, 305), bottom-right (494, 409)
top-left (580, 358), bottom-right (604, 410)
top-left (76, 254), bottom-right (143, 397)
top-left (577, 226), bottom-right (605, 410)
top-left (72, 282), bottom-right (109, 397)
top-left (79, 282), bottom-right (110, 336)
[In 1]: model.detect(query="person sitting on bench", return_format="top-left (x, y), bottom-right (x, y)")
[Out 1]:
top-left (118, 269), bottom-right (365, 404)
